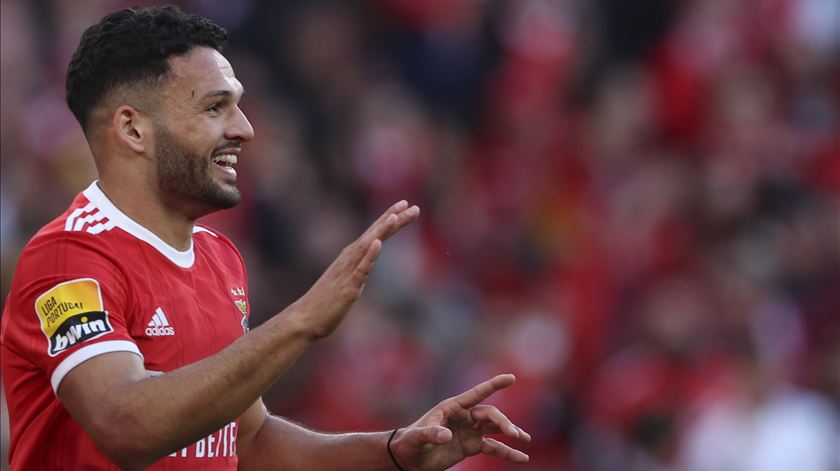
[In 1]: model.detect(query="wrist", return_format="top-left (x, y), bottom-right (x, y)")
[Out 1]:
top-left (387, 428), bottom-right (407, 471)
top-left (278, 301), bottom-right (322, 342)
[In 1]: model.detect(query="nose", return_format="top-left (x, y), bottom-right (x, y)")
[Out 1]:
top-left (226, 105), bottom-right (255, 142)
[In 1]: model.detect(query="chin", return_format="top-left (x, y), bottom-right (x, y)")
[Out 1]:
top-left (197, 182), bottom-right (241, 210)
top-left (213, 189), bottom-right (242, 209)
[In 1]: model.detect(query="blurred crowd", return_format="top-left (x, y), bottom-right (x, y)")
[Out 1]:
top-left (1, 0), bottom-right (838, 470)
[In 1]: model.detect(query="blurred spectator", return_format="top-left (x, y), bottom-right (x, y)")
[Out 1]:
top-left (1, 0), bottom-right (838, 470)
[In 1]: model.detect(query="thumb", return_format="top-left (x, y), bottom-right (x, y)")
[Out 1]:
top-left (400, 426), bottom-right (453, 448)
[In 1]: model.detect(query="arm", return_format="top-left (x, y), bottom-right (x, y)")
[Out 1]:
top-left (235, 375), bottom-right (531, 471)
top-left (236, 400), bottom-right (396, 470)
top-left (57, 201), bottom-right (420, 471)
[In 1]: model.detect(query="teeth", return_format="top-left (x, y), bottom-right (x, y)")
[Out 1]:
top-left (212, 154), bottom-right (237, 166)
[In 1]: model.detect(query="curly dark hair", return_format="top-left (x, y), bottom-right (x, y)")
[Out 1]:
top-left (66, 5), bottom-right (228, 133)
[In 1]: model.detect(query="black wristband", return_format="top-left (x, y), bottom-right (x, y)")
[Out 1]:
top-left (387, 428), bottom-right (406, 471)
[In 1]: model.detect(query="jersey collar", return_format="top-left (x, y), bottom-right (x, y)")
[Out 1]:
top-left (82, 181), bottom-right (197, 268)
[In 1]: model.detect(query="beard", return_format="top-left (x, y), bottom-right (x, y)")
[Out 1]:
top-left (154, 125), bottom-right (241, 211)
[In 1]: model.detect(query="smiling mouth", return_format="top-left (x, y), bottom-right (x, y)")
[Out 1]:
top-left (211, 153), bottom-right (238, 168)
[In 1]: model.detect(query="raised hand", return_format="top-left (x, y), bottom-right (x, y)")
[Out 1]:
top-left (291, 200), bottom-right (420, 339)
top-left (389, 374), bottom-right (531, 470)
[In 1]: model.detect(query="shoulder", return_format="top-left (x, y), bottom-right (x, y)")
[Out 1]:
top-left (192, 223), bottom-right (247, 270)
top-left (193, 223), bottom-right (240, 255)
top-left (20, 196), bottom-right (124, 270)
top-left (10, 187), bottom-right (133, 303)
top-left (12, 226), bottom-right (130, 304)
top-left (24, 181), bottom-right (131, 254)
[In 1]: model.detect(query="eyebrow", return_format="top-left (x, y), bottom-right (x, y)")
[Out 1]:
top-left (199, 90), bottom-right (235, 101)
top-left (197, 83), bottom-right (246, 100)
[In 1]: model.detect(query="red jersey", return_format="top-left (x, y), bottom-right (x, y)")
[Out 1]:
top-left (1, 181), bottom-right (251, 470)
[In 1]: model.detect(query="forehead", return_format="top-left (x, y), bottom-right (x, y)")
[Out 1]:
top-left (165, 47), bottom-right (242, 97)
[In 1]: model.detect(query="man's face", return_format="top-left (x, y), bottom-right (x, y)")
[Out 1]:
top-left (152, 47), bottom-right (254, 213)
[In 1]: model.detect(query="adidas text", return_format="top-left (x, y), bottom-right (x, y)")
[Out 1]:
top-left (145, 325), bottom-right (175, 336)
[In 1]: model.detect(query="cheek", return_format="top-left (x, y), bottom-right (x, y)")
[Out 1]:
top-left (191, 119), bottom-right (224, 153)
top-left (179, 125), bottom-right (213, 156)
top-left (179, 122), bottom-right (201, 145)
top-left (163, 115), bottom-right (219, 158)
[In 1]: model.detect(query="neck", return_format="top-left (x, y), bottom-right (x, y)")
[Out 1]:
top-left (97, 179), bottom-right (195, 251)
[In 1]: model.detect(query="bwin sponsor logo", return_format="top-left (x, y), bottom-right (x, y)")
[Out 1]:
top-left (50, 312), bottom-right (111, 355)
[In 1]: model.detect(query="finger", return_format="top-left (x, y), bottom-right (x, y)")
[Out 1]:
top-left (347, 214), bottom-right (396, 264)
top-left (363, 201), bottom-right (420, 240)
top-left (353, 238), bottom-right (382, 282)
top-left (379, 200), bottom-right (409, 223)
top-left (345, 203), bottom-right (419, 267)
top-left (470, 405), bottom-right (532, 442)
top-left (362, 201), bottom-right (408, 239)
top-left (450, 374), bottom-right (516, 410)
top-left (515, 425), bottom-right (531, 442)
top-left (480, 437), bottom-right (529, 463)
top-left (379, 205), bottom-right (420, 242)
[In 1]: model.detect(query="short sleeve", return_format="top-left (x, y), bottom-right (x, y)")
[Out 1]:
top-left (4, 232), bottom-right (141, 393)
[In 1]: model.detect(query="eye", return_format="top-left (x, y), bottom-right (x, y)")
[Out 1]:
top-left (207, 102), bottom-right (223, 114)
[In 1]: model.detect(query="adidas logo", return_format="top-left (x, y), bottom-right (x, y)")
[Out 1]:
top-left (146, 307), bottom-right (175, 336)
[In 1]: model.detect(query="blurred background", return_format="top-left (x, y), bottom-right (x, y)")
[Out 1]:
top-left (1, 0), bottom-right (838, 469)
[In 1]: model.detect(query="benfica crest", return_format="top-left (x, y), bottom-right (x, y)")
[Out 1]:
top-left (234, 299), bottom-right (247, 314)
top-left (240, 314), bottom-right (249, 334)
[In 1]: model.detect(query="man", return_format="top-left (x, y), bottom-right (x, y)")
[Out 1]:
top-left (0, 5), bottom-right (530, 471)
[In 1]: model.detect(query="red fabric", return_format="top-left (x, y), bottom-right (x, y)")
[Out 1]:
top-left (1, 185), bottom-right (250, 470)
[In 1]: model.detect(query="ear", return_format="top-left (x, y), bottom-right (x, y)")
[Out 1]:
top-left (112, 105), bottom-right (153, 156)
